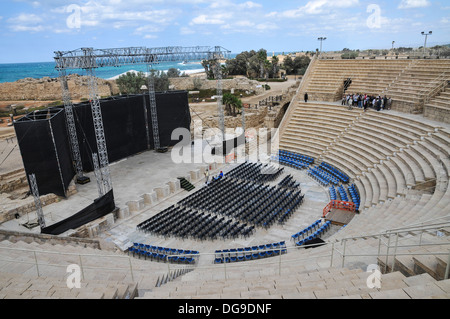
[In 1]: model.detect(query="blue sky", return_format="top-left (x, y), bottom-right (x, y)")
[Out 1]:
top-left (0, 0), bottom-right (449, 63)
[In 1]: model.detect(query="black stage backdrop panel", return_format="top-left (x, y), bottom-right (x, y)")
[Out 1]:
top-left (102, 95), bottom-right (148, 163)
top-left (74, 92), bottom-right (190, 171)
top-left (211, 132), bottom-right (246, 156)
top-left (50, 109), bottom-right (76, 195)
top-left (73, 100), bottom-right (97, 172)
top-left (223, 132), bottom-right (245, 155)
top-left (14, 109), bottom-right (74, 197)
top-left (147, 91), bottom-right (192, 148)
top-left (73, 95), bottom-right (148, 171)
top-left (41, 190), bottom-right (115, 235)
top-left (15, 92), bottom-right (191, 196)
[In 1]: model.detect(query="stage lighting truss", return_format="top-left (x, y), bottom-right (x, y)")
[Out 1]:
top-left (54, 46), bottom-right (230, 197)
top-left (29, 173), bottom-right (46, 229)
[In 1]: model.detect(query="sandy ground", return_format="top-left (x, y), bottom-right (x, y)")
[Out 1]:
top-left (189, 76), bottom-right (298, 119)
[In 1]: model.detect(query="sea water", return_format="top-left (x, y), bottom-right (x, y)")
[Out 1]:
top-left (0, 60), bottom-right (207, 84)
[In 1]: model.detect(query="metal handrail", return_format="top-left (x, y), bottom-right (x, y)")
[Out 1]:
top-left (381, 59), bottom-right (417, 95)
top-left (0, 218), bottom-right (448, 286)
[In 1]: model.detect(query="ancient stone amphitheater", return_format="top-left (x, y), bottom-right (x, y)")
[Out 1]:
top-left (0, 56), bottom-right (449, 300)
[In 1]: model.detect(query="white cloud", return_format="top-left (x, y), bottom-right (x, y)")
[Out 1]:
top-left (48, 1), bottom-right (178, 34)
top-left (268, 0), bottom-right (359, 18)
top-left (180, 26), bottom-right (195, 35)
top-left (7, 13), bottom-right (46, 32)
top-left (190, 14), bottom-right (229, 25)
top-left (398, 0), bottom-right (431, 9)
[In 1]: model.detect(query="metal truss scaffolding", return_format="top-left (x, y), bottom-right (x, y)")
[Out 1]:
top-left (55, 45), bottom-right (230, 196)
top-left (29, 173), bottom-right (46, 229)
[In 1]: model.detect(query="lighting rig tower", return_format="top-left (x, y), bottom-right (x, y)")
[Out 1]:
top-left (55, 52), bottom-right (89, 185)
top-left (54, 46), bottom-right (230, 197)
top-left (29, 173), bottom-right (46, 229)
top-left (212, 46), bottom-right (226, 141)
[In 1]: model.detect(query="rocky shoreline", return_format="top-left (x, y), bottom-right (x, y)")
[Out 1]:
top-left (0, 74), bottom-right (120, 101)
top-left (0, 73), bottom-right (267, 103)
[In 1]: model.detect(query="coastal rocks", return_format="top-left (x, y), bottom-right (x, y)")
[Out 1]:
top-left (0, 73), bottom-right (263, 102)
top-left (169, 76), bottom-right (265, 95)
top-left (0, 74), bottom-right (119, 101)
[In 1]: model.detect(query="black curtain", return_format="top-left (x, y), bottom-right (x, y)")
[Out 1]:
top-left (14, 109), bottom-right (74, 197)
top-left (41, 190), bottom-right (115, 235)
top-left (15, 92), bottom-right (191, 195)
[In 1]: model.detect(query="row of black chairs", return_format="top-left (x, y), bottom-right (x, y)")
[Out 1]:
top-left (214, 241), bottom-right (287, 264)
top-left (225, 161), bottom-right (284, 184)
top-left (137, 204), bottom-right (255, 240)
top-left (179, 176), bottom-right (303, 228)
top-left (278, 174), bottom-right (300, 189)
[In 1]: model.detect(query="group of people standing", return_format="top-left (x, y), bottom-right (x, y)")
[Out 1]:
top-left (342, 93), bottom-right (392, 112)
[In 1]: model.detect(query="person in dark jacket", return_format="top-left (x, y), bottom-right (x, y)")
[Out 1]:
top-left (304, 92), bottom-right (308, 103)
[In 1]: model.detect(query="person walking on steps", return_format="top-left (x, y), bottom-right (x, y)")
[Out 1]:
top-left (304, 92), bottom-right (308, 103)
top-left (204, 169), bottom-right (209, 184)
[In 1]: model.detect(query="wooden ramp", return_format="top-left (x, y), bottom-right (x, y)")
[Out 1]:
top-left (325, 209), bottom-right (355, 226)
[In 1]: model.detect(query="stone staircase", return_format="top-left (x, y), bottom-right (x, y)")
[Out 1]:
top-left (424, 85), bottom-right (450, 124)
top-left (137, 254), bottom-right (450, 299)
top-left (0, 271), bottom-right (138, 299)
top-left (384, 60), bottom-right (450, 114)
top-left (0, 237), bottom-right (175, 298)
top-left (298, 58), bottom-right (450, 116)
top-left (299, 59), bottom-right (411, 102)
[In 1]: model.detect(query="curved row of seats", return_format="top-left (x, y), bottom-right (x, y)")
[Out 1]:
top-left (329, 186), bottom-right (337, 200)
top-left (347, 184), bottom-right (360, 211)
top-left (214, 241), bottom-right (287, 264)
top-left (280, 97), bottom-right (449, 232)
top-left (127, 243), bottom-right (199, 264)
top-left (300, 59), bottom-right (414, 102)
top-left (328, 184), bottom-right (360, 211)
top-left (319, 162), bottom-right (350, 184)
top-left (337, 185), bottom-right (349, 202)
top-left (291, 220), bottom-right (332, 246)
top-left (281, 102), bottom-right (443, 211)
top-left (275, 155), bottom-right (310, 170)
top-left (278, 150), bottom-right (314, 165)
top-left (307, 166), bottom-right (340, 186)
top-left (279, 103), bottom-right (360, 158)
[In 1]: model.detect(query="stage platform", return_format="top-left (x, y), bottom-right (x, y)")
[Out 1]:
top-left (324, 209), bottom-right (356, 226)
